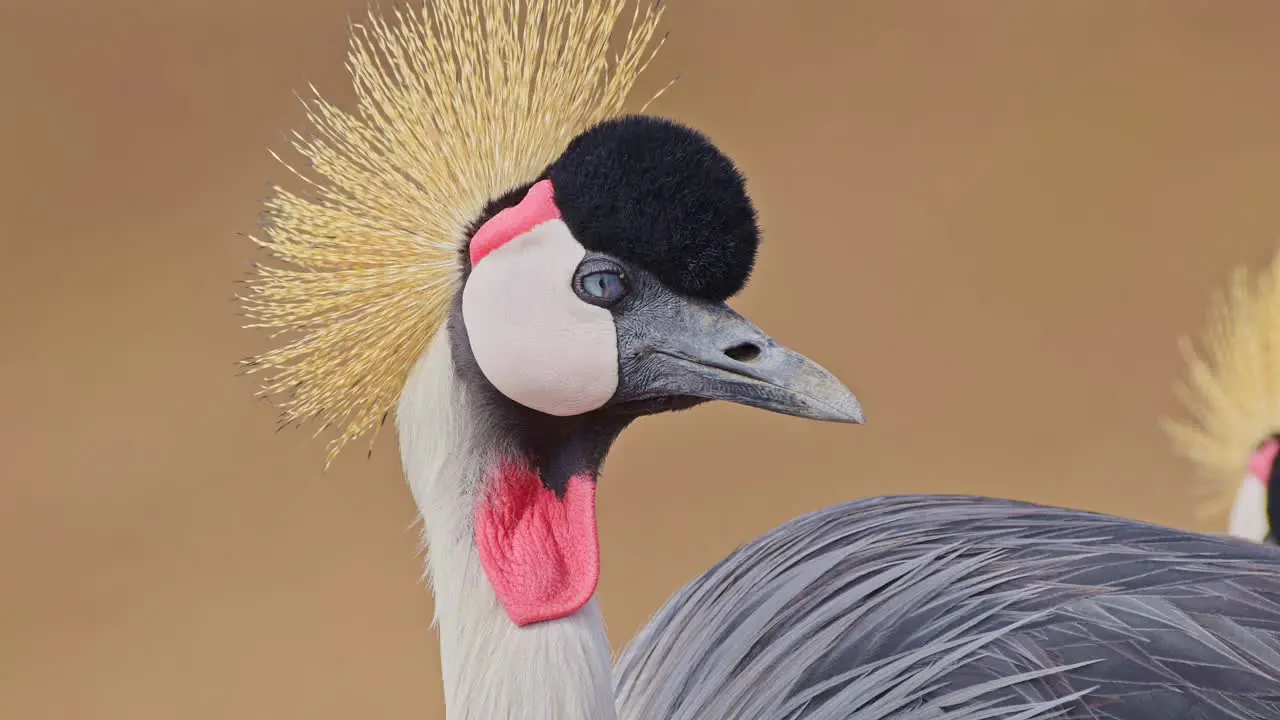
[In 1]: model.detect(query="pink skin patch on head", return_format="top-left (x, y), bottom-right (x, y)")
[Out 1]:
top-left (1249, 438), bottom-right (1280, 487)
top-left (473, 462), bottom-right (600, 627)
top-left (469, 179), bottom-right (563, 267)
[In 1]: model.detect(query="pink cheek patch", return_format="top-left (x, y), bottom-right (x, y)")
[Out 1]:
top-left (461, 216), bottom-right (619, 417)
top-left (1248, 438), bottom-right (1280, 487)
top-left (473, 462), bottom-right (600, 627)
top-left (469, 179), bottom-right (562, 267)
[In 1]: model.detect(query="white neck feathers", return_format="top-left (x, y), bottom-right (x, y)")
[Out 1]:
top-left (396, 330), bottom-right (617, 720)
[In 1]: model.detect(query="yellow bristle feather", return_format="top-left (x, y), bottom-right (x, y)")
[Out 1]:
top-left (238, 0), bottom-right (669, 466)
top-left (1164, 250), bottom-right (1280, 526)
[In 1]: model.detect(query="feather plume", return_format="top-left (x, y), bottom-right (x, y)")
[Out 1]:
top-left (238, 0), bottom-right (668, 465)
top-left (1164, 250), bottom-right (1280, 524)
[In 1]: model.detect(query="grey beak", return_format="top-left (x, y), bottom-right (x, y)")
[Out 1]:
top-left (613, 297), bottom-right (864, 424)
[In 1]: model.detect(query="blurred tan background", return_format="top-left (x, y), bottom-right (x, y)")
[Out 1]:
top-left (3, 1), bottom-right (1280, 717)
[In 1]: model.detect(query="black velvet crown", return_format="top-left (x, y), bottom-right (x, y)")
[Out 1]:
top-left (548, 115), bottom-right (760, 302)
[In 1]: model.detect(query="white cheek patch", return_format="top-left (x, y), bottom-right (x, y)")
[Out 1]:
top-left (462, 219), bottom-right (619, 416)
top-left (1228, 473), bottom-right (1269, 542)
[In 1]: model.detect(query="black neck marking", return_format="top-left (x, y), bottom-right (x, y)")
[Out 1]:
top-left (1266, 435), bottom-right (1280, 544)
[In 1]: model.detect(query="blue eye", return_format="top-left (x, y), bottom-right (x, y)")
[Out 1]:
top-left (579, 270), bottom-right (627, 304)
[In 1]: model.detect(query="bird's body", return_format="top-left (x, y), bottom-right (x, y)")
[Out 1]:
top-left (403, 323), bottom-right (1280, 719)
top-left (239, 1), bottom-right (1280, 718)
top-left (616, 494), bottom-right (1280, 719)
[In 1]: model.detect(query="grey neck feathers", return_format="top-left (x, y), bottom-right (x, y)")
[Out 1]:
top-left (396, 329), bottom-right (617, 720)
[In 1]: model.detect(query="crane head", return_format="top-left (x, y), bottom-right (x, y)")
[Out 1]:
top-left (240, 0), bottom-right (863, 631)
top-left (437, 115), bottom-right (862, 626)
top-left (1231, 437), bottom-right (1280, 542)
top-left (455, 115), bottom-right (863, 429)
top-left (1166, 250), bottom-right (1280, 543)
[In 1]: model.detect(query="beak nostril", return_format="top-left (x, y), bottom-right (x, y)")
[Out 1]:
top-left (724, 341), bottom-right (762, 363)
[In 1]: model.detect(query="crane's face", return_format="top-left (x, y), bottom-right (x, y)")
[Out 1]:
top-left (456, 117), bottom-right (862, 426)
top-left (1229, 438), bottom-right (1279, 543)
top-left (461, 210), bottom-right (862, 424)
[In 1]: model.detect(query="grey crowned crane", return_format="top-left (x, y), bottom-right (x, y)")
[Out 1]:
top-left (1167, 253), bottom-right (1280, 543)
top-left (240, 1), bottom-right (1280, 718)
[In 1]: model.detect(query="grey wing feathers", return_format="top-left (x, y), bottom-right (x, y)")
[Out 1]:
top-left (612, 495), bottom-right (1280, 720)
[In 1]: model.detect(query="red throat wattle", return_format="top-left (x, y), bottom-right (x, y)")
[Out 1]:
top-left (473, 462), bottom-right (600, 627)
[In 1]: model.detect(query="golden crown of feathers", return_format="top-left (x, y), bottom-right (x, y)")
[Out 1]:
top-left (238, 0), bottom-right (669, 466)
top-left (1165, 250), bottom-right (1280, 522)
